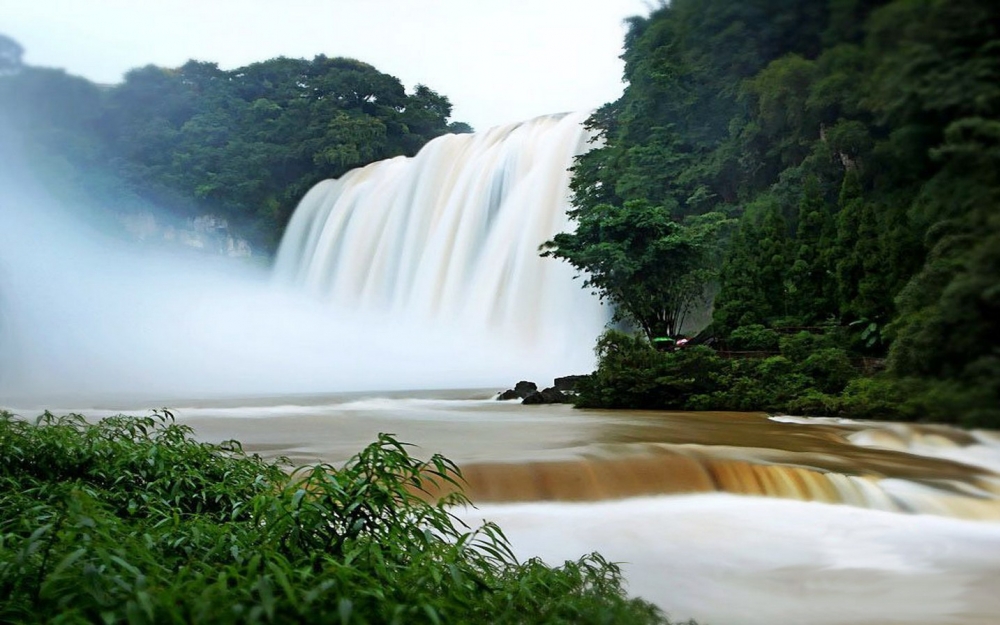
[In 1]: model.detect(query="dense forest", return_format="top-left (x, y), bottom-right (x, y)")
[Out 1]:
top-left (0, 33), bottom-right (470, 251)
top-left (544, 0), bottom-right (1000, 426)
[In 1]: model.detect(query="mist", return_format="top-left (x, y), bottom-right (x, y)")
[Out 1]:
top-left (0, 148), bottom-right (595, 407)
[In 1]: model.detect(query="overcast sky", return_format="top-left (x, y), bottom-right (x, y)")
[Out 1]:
top-left (3, 0), bottom-right (652, 131)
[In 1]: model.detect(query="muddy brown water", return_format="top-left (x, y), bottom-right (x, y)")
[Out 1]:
top-left (140, 394), bottom-right (1000, 520)
top-left (12, 392), bottom-right (1000, 623)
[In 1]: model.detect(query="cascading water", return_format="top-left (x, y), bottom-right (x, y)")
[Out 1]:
top-left (0, 113), bottom-right (610, 401)
top-left (274, 112), bottom-right (609, 353)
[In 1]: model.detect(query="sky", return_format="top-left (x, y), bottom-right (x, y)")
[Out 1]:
top-left (2, 0), bottom-right (653, 131)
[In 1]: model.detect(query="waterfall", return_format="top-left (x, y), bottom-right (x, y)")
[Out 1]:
top-left (0, 113), bottom-right (611, 400)
top-left (274, 112), bottom-right (609, 356)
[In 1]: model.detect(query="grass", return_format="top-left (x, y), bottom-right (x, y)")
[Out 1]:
top-left (0, 410), bottom-right (678, 624)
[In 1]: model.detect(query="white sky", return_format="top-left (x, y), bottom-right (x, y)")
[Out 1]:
top-left (2, 0), bottom-right (652, 131)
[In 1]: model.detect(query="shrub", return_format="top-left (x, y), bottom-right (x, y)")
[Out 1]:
top-left (896, 377), bottom-right (1000, 427)
top-left (574, 330), bottom-right (1000, 424)
top-left (576, 330), bottom-right (668, 408)
top-left (576, 331), bottom-right (726, 409)
top-left (0, 411), bottom-right (670, 624)
top-left (801, 348), bottom-right (856, 394)
top-left (726, 324), bottom-right (780, 351)
top-left (709, 357), bottom-right (813, 412)
top-left (778, 331), bottom-right (837, 362)
top-left (784, 389), bottom-right (840, 417)
top-left (836, 376), bottom-right (909, 420)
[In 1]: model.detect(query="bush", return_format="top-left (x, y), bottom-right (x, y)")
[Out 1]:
top-left (575, 330), bottom-right (667, 408)
top-left (836, 376), bottom-right (908, 420)
top-left (895, 377), bottom-right (1000, 428)
top-left (726, 324), bottom-right (781, 351)
top-left (709, 356), bottom-right (813, 411)
top-left (577, 330), bottom-right (994, 425)
top-left (778, 331), bottom-right (837, 362)
top-left (576, 331), bottom-right (725, 409)
top-left (801, 348), bottom-right (856, 394)
top-left (785, 389), bottom-right (840, 416)
top-left (0, 411), bottom-right (670, 624)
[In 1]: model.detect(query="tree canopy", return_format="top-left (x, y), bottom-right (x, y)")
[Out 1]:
top-left (0, 42), bottom-right (471, 251)
top-left (547, 0), bottom-right (1000, 425)
top-left (0, 34), bottom-right (23, 75)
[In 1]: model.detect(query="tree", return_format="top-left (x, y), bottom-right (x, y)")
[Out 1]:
top-left (543, 200), bottom-right (731, 339)
top-left (0, 65), bottom-right (107, 206)
top-left (0, 33), bottom-right (23, 76)
top-left (787, 175), bottom-right (836, 322)
top-left (84, 54), bottom-right (468, 251)
top-left (712, 218), bottom-right (770, 331)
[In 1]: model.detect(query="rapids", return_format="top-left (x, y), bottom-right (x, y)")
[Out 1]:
top-left (140, 398), bottom-right (1000, 523)
top-left (60, 395), bottom-right (1000, 625)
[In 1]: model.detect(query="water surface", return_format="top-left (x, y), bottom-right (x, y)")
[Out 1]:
top-left (10, 391), bottom-right (1000, 624)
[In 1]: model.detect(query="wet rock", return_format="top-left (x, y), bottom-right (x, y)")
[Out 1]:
top-left (521, 387), bottom-right (569, 405)
top-left (553, 375), bottom-right (589, 392)
top-left (514, 381), bottom-right (538, 397)
top-left (497, 380), bottom-right (538, 401)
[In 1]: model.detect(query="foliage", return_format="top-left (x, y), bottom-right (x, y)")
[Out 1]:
top-left (578, 324), bottom-right (1000, 427)
top-left (543, 203), bottom-right (731, 339)
top-left (725, 324), bottom-right (780, 352)
top-left (0, 45), bottom-right (469, 251)
top-left (576, 332), bottom-right (725, 409)
top-left (0, 33), bottom-right (23, 75)
top-left (778, 330), bottom-right (840, 362)
top-left (576, 330), bottom-right (863, 415)
top-left (558, 0), bottom-right (1000, 425)
top-left (800, 348), bottom-right (856, 394)
top-left (0, 410), bottom-right (671, 624)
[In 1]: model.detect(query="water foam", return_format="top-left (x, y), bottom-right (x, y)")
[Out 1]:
top-left (1, 115), bottom-right (607, 402)
top-left (464, 494), bottom-right (1000, 624)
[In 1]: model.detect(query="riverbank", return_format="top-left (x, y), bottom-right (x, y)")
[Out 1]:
top-left (569, 330), bottom-right (1000, 429)
top-left (4, 393), bottom-right (1000, 623)
top-left (0, 410), bottom-right (665, 624)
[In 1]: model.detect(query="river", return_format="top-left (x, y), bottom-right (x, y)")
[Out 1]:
top-left (18, 389), bottom-right (1000, 625)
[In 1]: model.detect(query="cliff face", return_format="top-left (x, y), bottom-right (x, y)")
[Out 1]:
top-left (119, 211), bottom-right (253, 258)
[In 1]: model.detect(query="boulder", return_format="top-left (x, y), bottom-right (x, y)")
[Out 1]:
top-left (496, 380), bottom-right (538, 401)
top-left (521, 387), bottom-right (569, 405)
top-left (514, 380), bottom-right (538, 397)
top-left (553, 374), bottom-right (589, 393)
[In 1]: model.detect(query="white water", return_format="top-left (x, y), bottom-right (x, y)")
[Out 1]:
top-left (0, 114), bottom-right (607, 401)
top-left (469, 495), bottom-right (1000, 625)
top-left (275, 112), bottom-right (609, 355)
top-left (6, 388), bottom-right (1000, 622)
top-left (33, 393), bottom-right (998, 624)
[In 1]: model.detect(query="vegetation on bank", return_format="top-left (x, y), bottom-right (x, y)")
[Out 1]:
top-left (545, 0), bottom-right (1000, 426)
top-left (0, 410), bottom-right (672, 624)
top-left (0, 33), bottom-right (470, 251)
top-left (575, 329), bottom-right (989, 427)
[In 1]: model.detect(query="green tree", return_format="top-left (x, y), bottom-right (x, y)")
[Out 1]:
top-left (712, 219), bottom-right (769, 330)
top-left (543, 200), bottom-right (731, 339)
top-left (787, 175), bottom-right (836, 321)
top-left (0, 64), bottom-right (114, 211)
top-left (5, 52), bottom-right (469, 252)
top-left (0, 33), bottom-right (23, 75)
